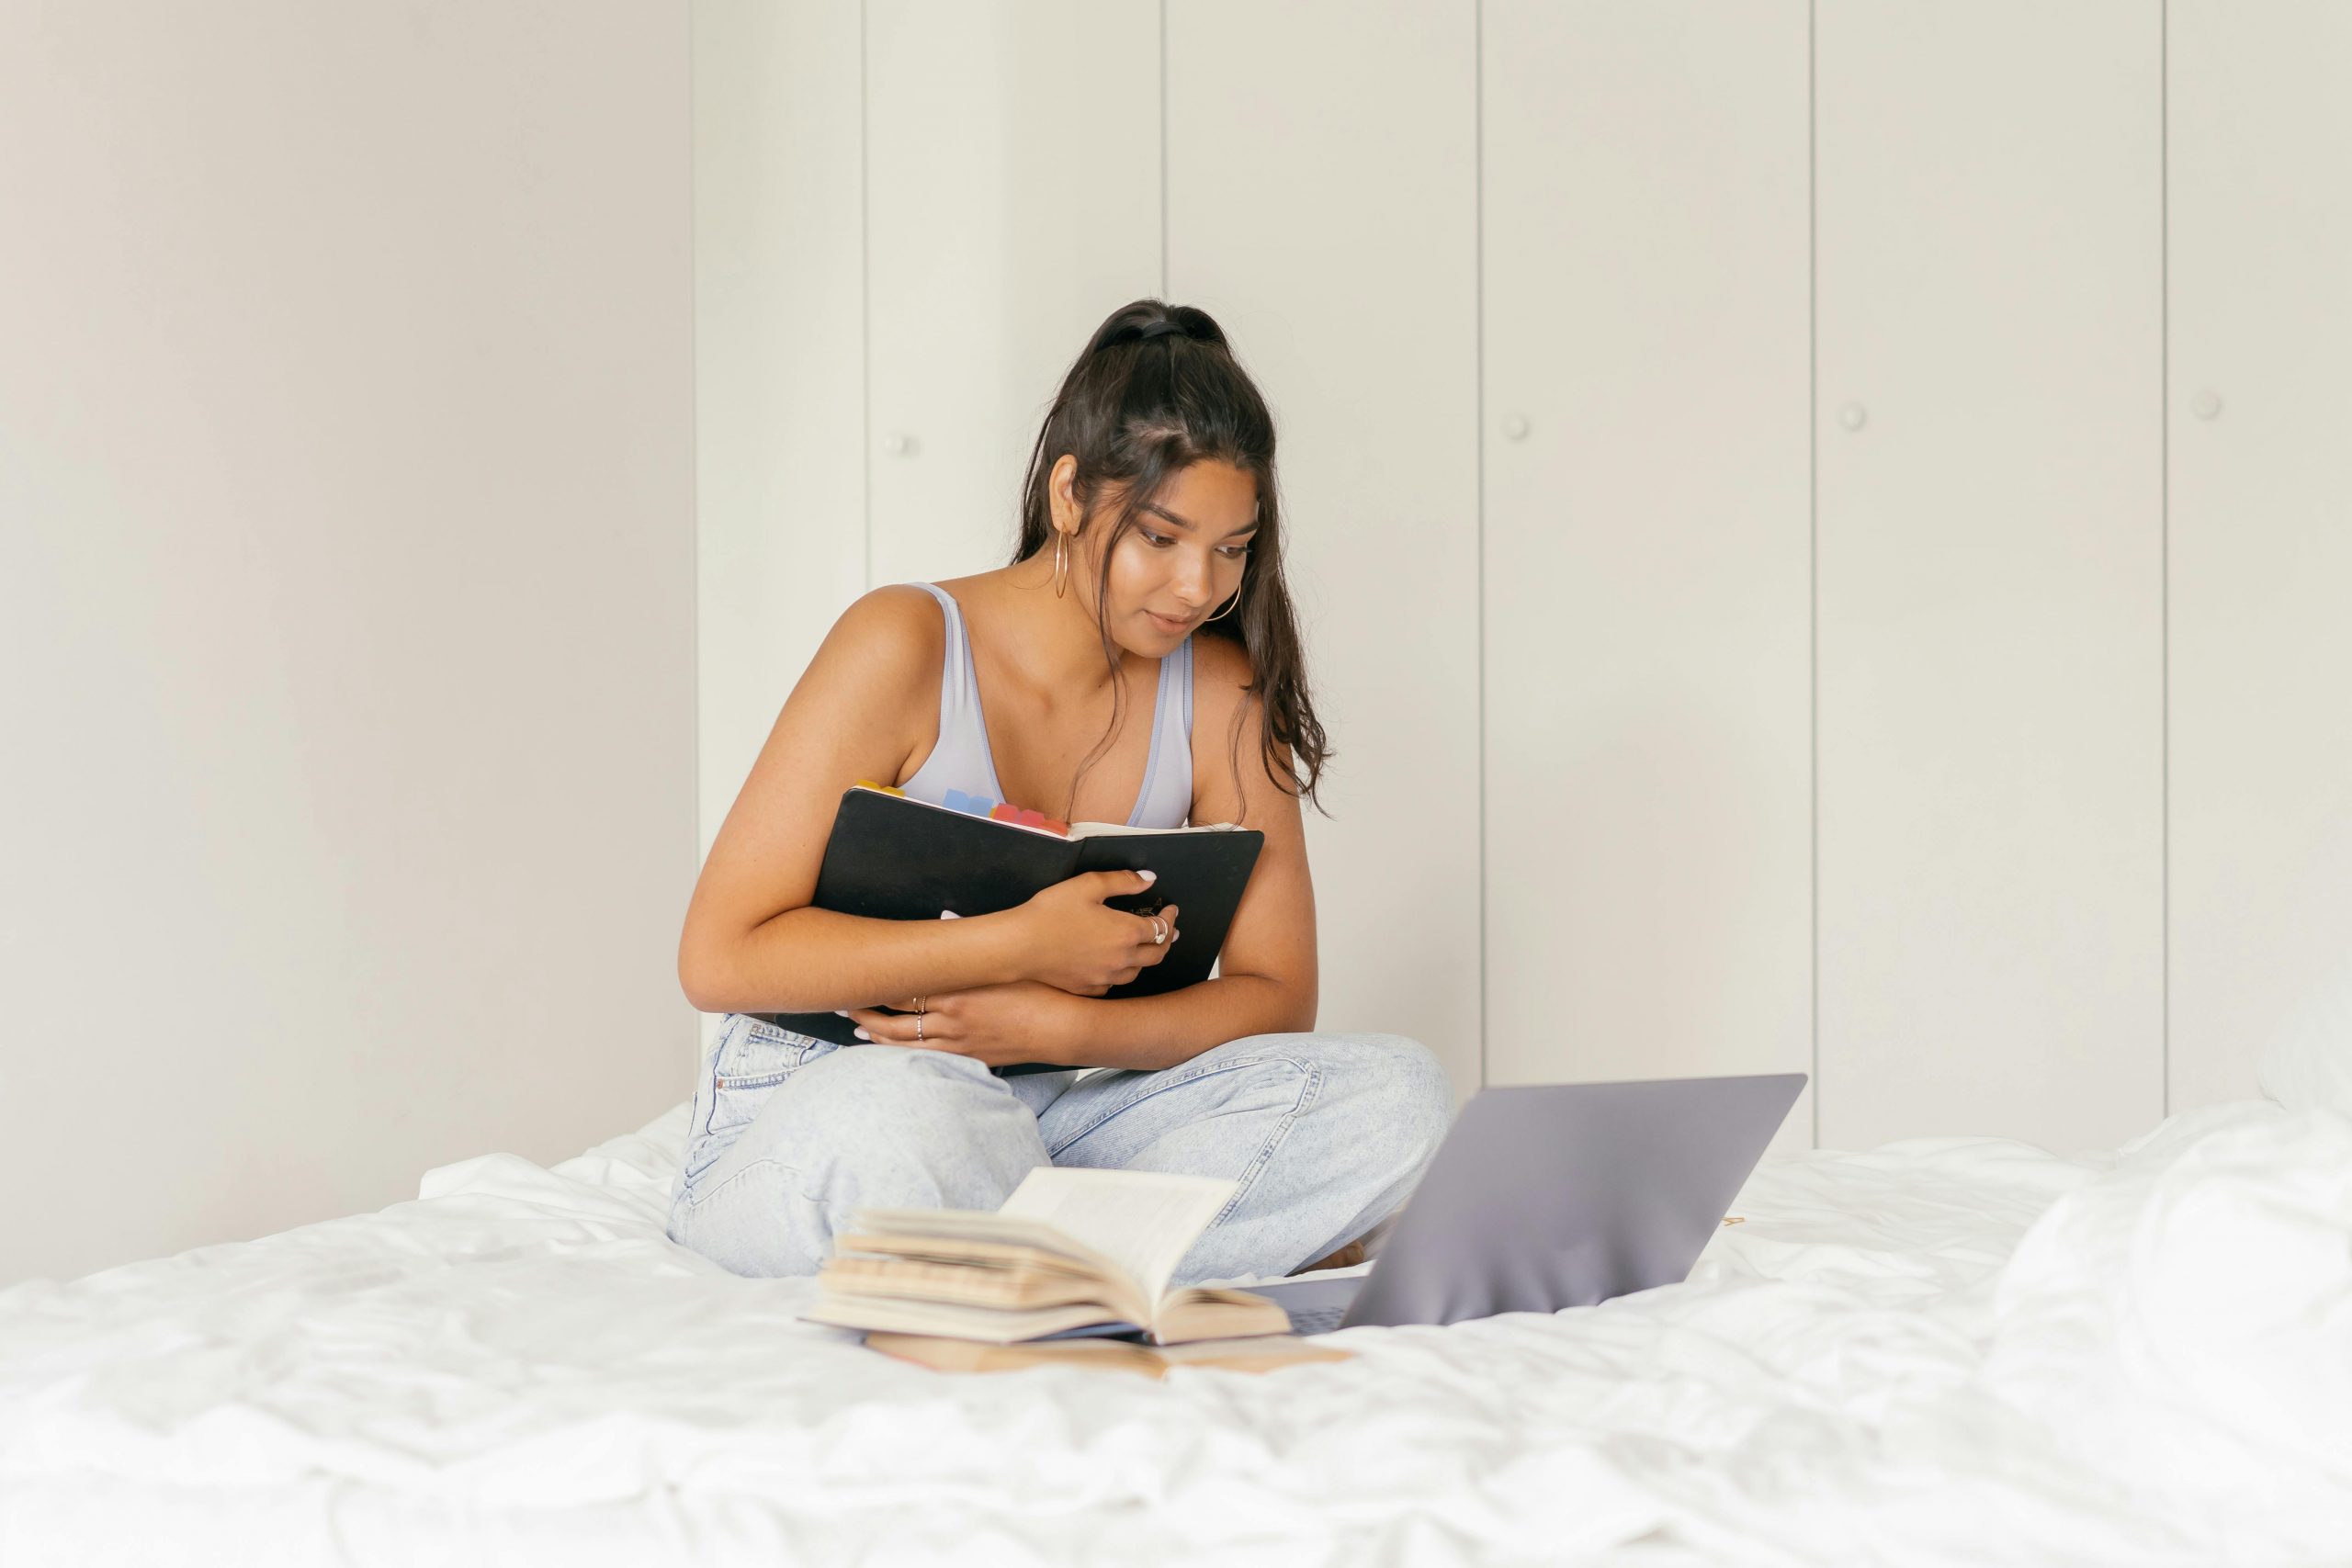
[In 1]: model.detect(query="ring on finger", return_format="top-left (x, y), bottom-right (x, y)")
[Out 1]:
top-left (915, 1014), bottom-right (925, 1043)
top-left (1150, 916), bottom-right (1167, 945)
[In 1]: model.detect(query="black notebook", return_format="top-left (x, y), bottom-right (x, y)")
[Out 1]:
top-left (752, 784), bottom-right (1265, 1074)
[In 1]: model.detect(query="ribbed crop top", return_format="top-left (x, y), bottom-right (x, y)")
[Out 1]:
top-left (894, 581), bottom-right (1193, 829)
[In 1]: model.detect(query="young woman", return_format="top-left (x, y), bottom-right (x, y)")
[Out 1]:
top-left (669, 299), bottom-right (1454, 1286)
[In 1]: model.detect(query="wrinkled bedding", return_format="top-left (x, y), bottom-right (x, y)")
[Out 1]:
top-left (2, 1089), bottom-right (2347, 1567)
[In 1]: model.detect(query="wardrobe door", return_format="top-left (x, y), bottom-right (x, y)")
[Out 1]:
top-left (864, 0), bottom-right (1161, 590)
top-left (2168, 2), bottom-right (2352, 1111)
top-left (1168, 0), bottom-right (1483, 1100)
top-left (1815, 1), bottom-right (2164, 1153)
top-left (694, 0), bottom-right (870, 1054)
top-left (695, 0), bottom-right (866, 859)
top-left (1481, 2), bottom-right (1814, 1149)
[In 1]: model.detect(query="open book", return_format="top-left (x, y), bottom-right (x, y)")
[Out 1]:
top-left (798, 1166), bottom-right (1294, 1346)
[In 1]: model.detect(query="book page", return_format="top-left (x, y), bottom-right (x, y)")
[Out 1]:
top-left (846, 1208), bottom-right (1122, 1280)
top-left (994, 1167), bottom-right (1238, 1309)
top-left (800, 1294), bottom-right (1134, 1343)
top-left (863, 1332), bottom-right (1167, 1378)
top-left (820, 1254), bottom-right (1113, 1310)
top-left (831, 1232), bottom-right (1100, 1277)
top-left (1067, 820), bottom-right (1240, 839)
top-left (1147, 1336), bottom-right (1354, 1371)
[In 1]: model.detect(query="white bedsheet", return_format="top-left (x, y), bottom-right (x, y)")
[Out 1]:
top-left (3, 1092), bottom-right (2347, 1567)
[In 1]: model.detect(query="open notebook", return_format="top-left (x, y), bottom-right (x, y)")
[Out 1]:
top-left (754, 784), bottom-right (1265, 1070)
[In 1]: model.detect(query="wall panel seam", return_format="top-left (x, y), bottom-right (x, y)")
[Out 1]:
top-left (1474, 0), bottom-right (1487, 1091)
top-left (1159, 0), bottom-right (1169, 298)
top-left (687, 6), bottom-right (700, 862)
top-left (859, 0), bottom-right (874, 593)
top-left (2159, 0), bottom-right (2170, 1119)
top-left (1807, 0), bottom-right (1821, 1148)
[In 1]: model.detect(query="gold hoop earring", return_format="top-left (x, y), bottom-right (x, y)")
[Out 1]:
top-left (1204, 582), bottom-right (1243, 622)
top-left (1052, 530), bottom-right (1069, 598)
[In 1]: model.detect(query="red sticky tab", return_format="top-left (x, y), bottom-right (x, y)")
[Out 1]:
top-left (988, 801), bottom-right (1069, 836)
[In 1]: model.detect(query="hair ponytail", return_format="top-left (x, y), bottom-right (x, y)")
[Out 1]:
top-left (1011, 299), bottom-right (1332, 818)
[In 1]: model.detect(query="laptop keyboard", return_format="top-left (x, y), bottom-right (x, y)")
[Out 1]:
top-left (1283, 1303), bottom-right (1351, 1335)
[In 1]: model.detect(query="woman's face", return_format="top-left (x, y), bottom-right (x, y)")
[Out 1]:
top-left (1057, 456), bottom-right (1260, 651)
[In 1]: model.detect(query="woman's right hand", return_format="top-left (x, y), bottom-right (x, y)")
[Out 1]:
top-left (1014, 870), bottom-right (1181, 996)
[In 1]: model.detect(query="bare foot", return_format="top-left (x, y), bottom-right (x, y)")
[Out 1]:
top-left (1288, 1237), bottom-right (1368, 1276)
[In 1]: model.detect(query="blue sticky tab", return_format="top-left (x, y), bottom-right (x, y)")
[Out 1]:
top-left (943, 788), bottom-right (999, 818)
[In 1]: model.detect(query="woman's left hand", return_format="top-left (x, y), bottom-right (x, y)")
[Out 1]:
top-left (845, 980), bottom-right (1090, 1069)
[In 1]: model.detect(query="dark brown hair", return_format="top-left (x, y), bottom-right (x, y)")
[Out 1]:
top-left (1010, 299), bottom-right (1332, 820)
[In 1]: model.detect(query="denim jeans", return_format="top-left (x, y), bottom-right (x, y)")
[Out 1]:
top-left (666, 1013), bottom-right (1458, 1287)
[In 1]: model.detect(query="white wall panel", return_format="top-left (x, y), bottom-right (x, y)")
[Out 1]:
top-left (1480, 1), bottom-right (1815, 1151)
top-left (1815, 0), bottom-right (2164, 1154)
top-left (864, 0), bottom-right (1161, 588)
top-left (1169, 0), bottom-right (1484, 1101)
top-left (694, 0), bottom-right (870, 1055)
top-left (694, 0), bottom-right (868, 874)
top-left (2168, 0), bottom-right (2352, 1111)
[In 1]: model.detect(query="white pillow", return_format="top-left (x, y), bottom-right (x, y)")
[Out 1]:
top-left (2256, 955), bottom-right (2352, 1117)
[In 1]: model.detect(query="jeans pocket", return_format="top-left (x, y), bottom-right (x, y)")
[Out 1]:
top-left (682, 1014), bottom-right (822, 1186)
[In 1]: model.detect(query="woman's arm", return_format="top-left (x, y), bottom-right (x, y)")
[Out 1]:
top-left (691, 905), bottom-right (1037, 1018)
top-left (1049, 636), bottom-right (1318, 1070)
top-left (678, 587), bottom-right (1038, 1014)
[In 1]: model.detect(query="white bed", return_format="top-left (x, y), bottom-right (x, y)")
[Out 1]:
top-left (4, 1060), bottom-right (2348, 1566)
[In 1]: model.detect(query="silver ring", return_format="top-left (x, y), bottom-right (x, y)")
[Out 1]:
top-left (915, 1015), bottom-right (925, 1043)
top-left (1150, 916), bottom-right (1167, 945)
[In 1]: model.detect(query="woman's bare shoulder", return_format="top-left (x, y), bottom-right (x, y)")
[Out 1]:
top-left (1186, 631), bottom-right (1307, 835)
top-left (1190, 631), bottom-right (1261, 722)
top-left (841, 581), bottom-right (946, 637)
top-left (1188, 630), bottom-right (1296, 790)
top-left (808, 584), bottom-right (944, 689)
top-left (752, 587), bottom-right (946, 775)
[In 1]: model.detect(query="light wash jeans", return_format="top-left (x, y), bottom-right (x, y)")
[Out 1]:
top-left (667, 1013), bottom-right (1457, 1287)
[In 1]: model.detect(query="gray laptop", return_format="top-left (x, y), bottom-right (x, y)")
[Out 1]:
top-left (1251, 1072), bottom-right (1807, 1335)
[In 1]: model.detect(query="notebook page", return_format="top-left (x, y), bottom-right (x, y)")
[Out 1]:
top-left (996, 1167), bottom-right (1238, 1305)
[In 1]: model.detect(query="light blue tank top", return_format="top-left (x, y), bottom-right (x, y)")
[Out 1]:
top-left (897, 581), bottom-right (1193, 829)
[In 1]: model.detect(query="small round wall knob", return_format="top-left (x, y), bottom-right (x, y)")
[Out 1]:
top-left (883, 432), bottom-right (919, 457)
top-left (1501, 413), bottom-right (1530, 441)
top-left (2191, 389), bottom-right (2222, 421)
top-left (1838, 401), bottom-right (1867, 432)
